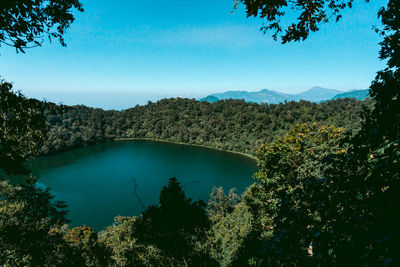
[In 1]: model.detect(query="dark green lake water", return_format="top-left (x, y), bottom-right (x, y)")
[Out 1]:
top-left (29, 141), bottom-right (257, 230)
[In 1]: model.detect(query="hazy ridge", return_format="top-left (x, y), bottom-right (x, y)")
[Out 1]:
top-left (200, 87), bottom-right (369, 104)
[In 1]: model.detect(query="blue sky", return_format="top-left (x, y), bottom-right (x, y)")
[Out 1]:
top-left (0, 0), bottom-right (388, 109)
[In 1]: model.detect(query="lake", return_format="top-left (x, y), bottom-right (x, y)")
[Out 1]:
top-left (28, 141), bottom-right (258, 230)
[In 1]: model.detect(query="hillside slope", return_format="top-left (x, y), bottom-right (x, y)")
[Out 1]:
top-left (331, 89), bottom-right (369, 100)
top-left (42, 98), bottom-right (372, 156)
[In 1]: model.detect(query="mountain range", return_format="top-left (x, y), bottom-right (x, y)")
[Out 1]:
top-left (200, 87), bottom-right (369, 104)
top-left (330, 89), bottom-right (370, 100)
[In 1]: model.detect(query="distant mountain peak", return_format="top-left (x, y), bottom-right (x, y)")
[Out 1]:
top-left (295, 87), bottom-right (342, 101)
top-left (199, 87), bottom-right (368, 104)
top-left (309, 86), bottom-right (324, 90)
top-left (260, 88), bottom-right (273, 93)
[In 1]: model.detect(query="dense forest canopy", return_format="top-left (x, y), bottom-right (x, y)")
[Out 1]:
top-left (1, 0), bottom-right (400, 265)
top-left (1, 89), bottom-right (374, 265)
top-left (42, 97), bottom-right (371, 156)
top-left (0, 81), bottom-right (47, 174)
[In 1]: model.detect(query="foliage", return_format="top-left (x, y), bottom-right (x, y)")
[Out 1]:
top-left (0, 179), bottom-right (83, 266)
top-left (133, 177), bottom-right (217, 266)
top-left (235, 123), bottom-right (399, 266)
top-left (208, 203), bottom-right (254, 267)
top-left (43, 104), bottom-right (120, 154)
top-left (0, 81), bottom-right (48, 174)
top-left (330, 0), bottom-right (400, 264)
top-left (0, 82), bottom-right (77, 265)
top-left (0, 0), bottom-right (83, 52)
top-left (0, 81), bottom-right (77, 265)
top-left (42, 98), bottom-right (370, 156)
top-left (355, 0), bottom-right (400, 149)
top-left (1, 0), bottom-right (399, 264)
top-left (234, 0), bottom-right (360, 43)
top-left (254, 123), bottom-right (346, 182)
top-left (66, 225), bottom-right (109, 266)
top-left (98, 216), bottom-right (171, 266)
top-left (207, 186), bottom-right (240, 218)
top-left (0, 1), bottom-right (87, 265)
top-left (231, 0), bottom-right (400, 265)
top-left (206, 188), bottom-right (253, 266)
top-left (233, 123), bottom-right (347, 265)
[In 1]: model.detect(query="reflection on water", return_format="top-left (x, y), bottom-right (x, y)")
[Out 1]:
top-left (25, 142), bottom-right (119, 173)
top-left (28, 141), bottom-right (257, 231)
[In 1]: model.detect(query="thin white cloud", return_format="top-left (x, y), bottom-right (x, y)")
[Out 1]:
top-left (74, 22), bottom-right (272, 50)
top-left (152, 24), bottom-right (268, 48)
top-left (104, 24), bottom-right (270, 49)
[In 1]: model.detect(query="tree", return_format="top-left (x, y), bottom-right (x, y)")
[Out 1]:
top-left (0, 179), bottom-right (83, 265)
top-left (234, 0), bottom-right (400, 265)
top-left (0, 81), bottom-right (48, 174)
top-left (206, 187), bottom-right (253, 266)
top-left (66, 225), bottom-right (109, 266)
top-left (133, 178), bottom-right (217, 266)
top-left (207, 186), bottom-right (240, 218)
top-left (235, 0), bottom-right (398, 136)
top-left (243, 124), bottom-right (346, 265)
top-left (98, 216), bottom-right (170, 266)
top-left (0, 0), bottom-right (84, 264)
top-left (0, 84), bottom-right (73, 263)
top-left (0, 86), bottom-right (78, 264)
top-left (0, 0), bottom-right (83, 53)
top-left (235, 0), bottom-right (364, 43)
top-left (356, 0), bottom-right (400, 147)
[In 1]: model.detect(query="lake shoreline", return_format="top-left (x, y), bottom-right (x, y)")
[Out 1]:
top-left (114, 137), bottom-right (258, 161)
top-left (34, 139), bottom-right (258, 230)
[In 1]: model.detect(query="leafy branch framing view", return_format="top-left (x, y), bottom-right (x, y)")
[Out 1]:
top-left (1, 0), bottom-right (399, 266)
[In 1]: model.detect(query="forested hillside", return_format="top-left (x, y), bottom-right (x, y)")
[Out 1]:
top-left (42, 97), bottom-right (372, 155)
top-left (2, 0), bottom-right (400, 265)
